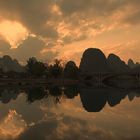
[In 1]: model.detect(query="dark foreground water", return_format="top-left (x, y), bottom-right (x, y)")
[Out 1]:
top-left (0, 85), bottom-right (140, 140)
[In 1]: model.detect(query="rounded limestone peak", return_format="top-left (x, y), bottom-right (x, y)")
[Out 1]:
top-left (80, 48), bottom-right (109, 73)
top-left (108, 53), bottom-right (122, 62)
top-left (107, 53), bottom-right (129, 72)
top-left (82, 48), bottom-right (105, 58)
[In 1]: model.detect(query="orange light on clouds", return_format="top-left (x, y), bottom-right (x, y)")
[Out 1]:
top-left (0, 20), bottom-right (28, 48)
top-left (0, 110), bottom-right (27, 139)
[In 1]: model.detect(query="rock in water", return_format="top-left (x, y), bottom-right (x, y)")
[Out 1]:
top-left (79, 48), bottom-right (109, 74)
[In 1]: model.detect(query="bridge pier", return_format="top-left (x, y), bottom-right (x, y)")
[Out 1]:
top-left (136, 74), bottom-right (140, 87)
top-left (99, 73), bottom-right (102, 87)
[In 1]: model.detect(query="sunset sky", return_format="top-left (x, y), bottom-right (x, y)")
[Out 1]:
top-left (0, 0), bottom-right (140, 64)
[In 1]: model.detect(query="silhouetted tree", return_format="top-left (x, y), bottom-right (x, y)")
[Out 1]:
top-left (27, 87), bottom-right (48, 103)
top-left (26, 57), bottom-right (46, 77)
top-left (49, 86), bottom-right (62, 104)
top-left (64, 85), bottom-right (79, 99)
top-left (43, 63), bottom-right (50, 78)
top-left (49, 59), bottom-right (63, 78)
top-left (64, 61), bottom-right (79, 79)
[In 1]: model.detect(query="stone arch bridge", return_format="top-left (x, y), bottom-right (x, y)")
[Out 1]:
top-left (81, 72), bottom-right (140, 83)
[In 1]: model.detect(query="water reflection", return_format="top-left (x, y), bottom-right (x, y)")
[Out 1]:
top-left (0, 88), bottom-right (19, 104)
top-left (80, 88), bottom-right (108, 112)
top-left (26, 87), bottom-right (48, 103)
top-left (0, 85), bottom-right (140, 112)
top-left (64, 85), bottom-right (79, 99)
top-left (0, 85), bottom-right (140, 140)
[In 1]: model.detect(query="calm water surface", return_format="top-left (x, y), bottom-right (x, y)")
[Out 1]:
top-left (0, 85), bottom-right (140, 140)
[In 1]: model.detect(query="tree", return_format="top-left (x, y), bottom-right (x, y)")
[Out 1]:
top-left (27, 87), bottom-right (47, 103)
top-left (63, 61), bottom-right (79, 79)
top-left (26, 57), bottom-right (46, 77)
top-left (49, 59), bottom-right (63, 78)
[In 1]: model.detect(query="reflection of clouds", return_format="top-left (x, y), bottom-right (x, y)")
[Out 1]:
top-left (15, 113), bottom-right (140, 140)
top-left (38, 95), bottom-right (140, 140)
top-left (0, 90), bottom-right (140, 139)
top-left (15, 115), bottom-right (115, 140)
top-left (15, 119), bottom-right (59, 140)
top-left (0, 93), bottom-right (45, 125)
top-left (55, 116), bottom-right (115, 140)
top-left (107, 97), bottom-right (140, 121)
top-left (0, 110), bottom-right (27, 140)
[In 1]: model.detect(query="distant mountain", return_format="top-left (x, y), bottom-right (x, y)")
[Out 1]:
top-left (128, 59), bottom-right (135, 69)
top-left (80, 48), bottom-right (110, 74)
top-left (107, 54), bottom-right (130, 72)
top-left (0, 55), bottom-right (25, 72)
top-left (128, 59), bottom-right (140, 69)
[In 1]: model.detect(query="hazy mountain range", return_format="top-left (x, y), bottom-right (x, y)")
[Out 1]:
top-left (0, 55), bottom-right (25, 73)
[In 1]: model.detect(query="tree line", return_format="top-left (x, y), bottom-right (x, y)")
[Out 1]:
top-left (25, 57), bottom-right (79, 79)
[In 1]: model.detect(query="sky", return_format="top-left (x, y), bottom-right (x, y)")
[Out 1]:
top-left (0, 0), bottom-right (140, 64)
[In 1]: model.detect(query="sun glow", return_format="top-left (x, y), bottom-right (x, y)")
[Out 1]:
top-left (0, 20), bottom-right (28, 48)
top-left (0, 110), bottom-right (27, 139)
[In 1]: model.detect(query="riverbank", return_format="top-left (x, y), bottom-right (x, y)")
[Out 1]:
top-left (0, 78), bottom-right (79, 86)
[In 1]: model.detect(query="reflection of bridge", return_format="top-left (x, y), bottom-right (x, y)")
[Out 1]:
top-left (0, 78), bottom-right (48, 86)
top-left (81, 72), bottom-right (140, 82)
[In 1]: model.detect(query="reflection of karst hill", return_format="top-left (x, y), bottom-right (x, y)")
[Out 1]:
top-left (80, 48), bottom-right (110, 74)
top-left (80, 88), bottom-right (107, 112)
top-left (107, 90), bottom-right (126, 107)
top-left (0, 86), bottom-right (140, 114)
top-left (79, 87), bottom-right (140, 112)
